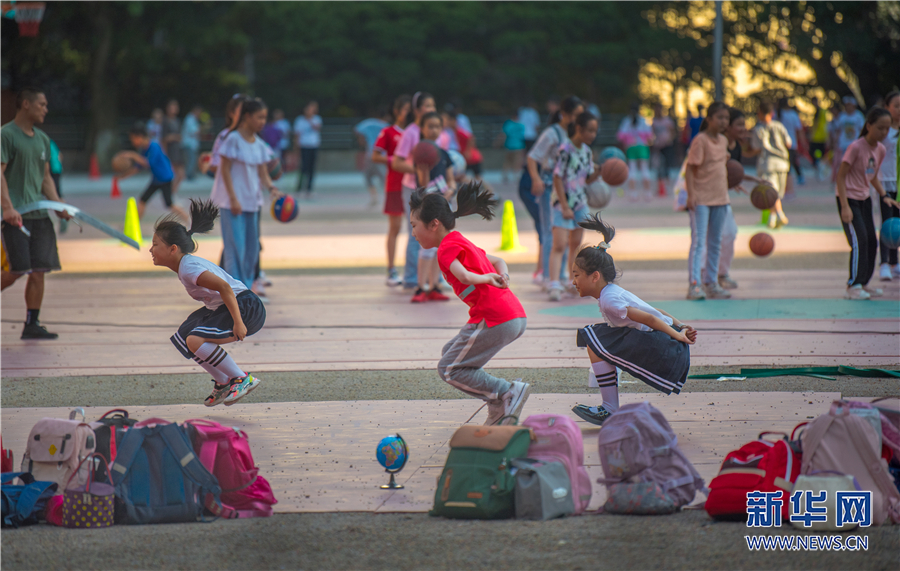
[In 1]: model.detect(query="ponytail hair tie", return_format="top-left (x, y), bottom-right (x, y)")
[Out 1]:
top-left (596, 241), bottom-right (610, 250)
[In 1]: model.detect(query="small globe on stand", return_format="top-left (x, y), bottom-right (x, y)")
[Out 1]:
top-left (376, 434), bottom-right (409, 489)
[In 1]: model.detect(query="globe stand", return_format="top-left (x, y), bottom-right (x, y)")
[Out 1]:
top-left (376, 433), bottom-right (408, 490)
top-left (380, 471), bottom-right (404, 490)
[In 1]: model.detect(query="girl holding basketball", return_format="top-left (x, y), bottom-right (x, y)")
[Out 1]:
top-left (685, 102), bottom-right (731, 301)
top-left (878, 91), bottom-right (900, 282)
top-left (373, 94), bottom-right (411, 287)
top-left (392, 91), bottom-right (437, 289)
top-left (411, 111), bottom-right (457, 303)
top-left (152, 199), bottom-right (266, 407)
top-left (547, 111), bottom-right (602, 301)
top-left (409, 182), bottom-right (530, 426)
top-left (210, 98), bottom-right (282, 289)
top-left (836, 106), bottom-right (899, 299)
top-left (570, 214), bottom-right (696, 425)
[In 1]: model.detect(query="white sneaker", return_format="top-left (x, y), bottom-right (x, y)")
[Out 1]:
top-left (863, 286), bottom-right (884, 297)
top-left (499, 380), bottom-right (531, 425)
top-left (258, 271), bottom-right (273, 288)
top-left (483, 399), bottom-right (505, 426)
top-left (703, 282), bottom-right (732, 299)
top-left (880, 264), bottom-right (893, 282)
top-left (548, 286), bottom-right (563, 302)
top-left (845, 284), bottom-right (871, 300)
top-left (893, 265), bottom-right (900, 279)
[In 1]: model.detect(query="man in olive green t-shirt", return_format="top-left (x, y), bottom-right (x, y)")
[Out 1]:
top-left (1, 87), bottom-right (71, 339)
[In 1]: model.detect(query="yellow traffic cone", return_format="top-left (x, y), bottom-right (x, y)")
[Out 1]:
top-left (123, 197), bottom-right (143, 247)
top-left (499, 200), bottom-right (527, 252)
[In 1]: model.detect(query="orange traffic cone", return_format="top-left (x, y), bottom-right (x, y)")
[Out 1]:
top-left (110, 177), bottom-right (122, 199)
top-left (657, 179), bottom-right (667, 197)
top-left (89, 154), bottom-right (101, 179)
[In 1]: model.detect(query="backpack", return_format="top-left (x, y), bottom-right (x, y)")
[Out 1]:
top-left (522, 414), bottom-right (592, 514)
top-left (89, 409), bottom-right (138, 484)
top-left (705, 430), bottom-right (801, 521)
top-left (21, 412), bottom-right (96, 492)
top-left (111, 419), bottom-right (223, 524)
top-left (1, 472), bottom-right (58, 528)
top-left (800, 401), bottom-right (900, 525)
top-left (596, 402), bottom-right (705, 508)
top-left (1, 437), bottom-right (13, 473)
top-left (430, 424), bottom-right (534, 519)
top-left (183, 419), bottom-right (277, 518)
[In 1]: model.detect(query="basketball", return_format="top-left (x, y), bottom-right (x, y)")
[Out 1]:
top-left (585, 179), bottom-right (612, 209)
top-left (750, 184), bottom-right (778, 210)
top-left (597, 146), bottom-right (626, 167)
top-left (881, 217), bottom-right (900, 250)
top-left (726, 159), bottom-right (744, 189)
top-left (111, 152), bottom-right (133, 174)
top-left (448, 150), bottom-right (467, 179)
top-left (198, 152), bottom-right (215, 178)
top-left (600, 158), bottom-right (629, 187)
top-left (271, 195), bottom-right (298, 223)
top-left (412, 140), bottom-right (440, 169)
top-left (749, 232), bottom-right (775, 257)
top-left (268, 158), bottom-right (283, 181)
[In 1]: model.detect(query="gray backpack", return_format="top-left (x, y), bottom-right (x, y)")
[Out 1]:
top-left (512, 458), bottom-right (574, 520)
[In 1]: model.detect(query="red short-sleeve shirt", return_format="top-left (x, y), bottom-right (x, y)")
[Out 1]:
top-left (374, 125), bottom-right (405, 192)
top-left (437, 231), bottom-right (526, 327)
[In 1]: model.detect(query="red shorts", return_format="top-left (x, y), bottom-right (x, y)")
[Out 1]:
top-left (384, 190), bottom-right (404, 216)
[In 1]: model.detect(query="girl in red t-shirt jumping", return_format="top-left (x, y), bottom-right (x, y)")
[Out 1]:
top-left (408, 182), bottom-right (530, 425)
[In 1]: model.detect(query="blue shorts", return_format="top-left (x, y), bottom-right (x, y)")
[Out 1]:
top-left (551, 205), bottom-right (590, 230)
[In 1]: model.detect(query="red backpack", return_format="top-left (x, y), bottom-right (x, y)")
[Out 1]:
top-left (705, 429), bottom-right (801, 521)
top-left (183, 419), bottom-right (276, 518)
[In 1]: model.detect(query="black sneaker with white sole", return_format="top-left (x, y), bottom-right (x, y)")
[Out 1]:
top-left (21, 322), bottom-right (58, 340)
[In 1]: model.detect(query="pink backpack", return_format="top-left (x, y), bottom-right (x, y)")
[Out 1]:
top-left (184, 419), bottom-right (277, 518)
top-left (596, 402), bottom-right (705, 508)
top-left (800, 401), bottom-right (900, 525)
top-left (522, 414), bottom-right (592, 514)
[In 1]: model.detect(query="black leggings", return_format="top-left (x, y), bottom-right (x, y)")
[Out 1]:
top-left (881, 187), bottom-right (899, 266)
top-left (837, 197), bottom-right (877, 287)
top-left (297, 147), bottom-right (318, 193)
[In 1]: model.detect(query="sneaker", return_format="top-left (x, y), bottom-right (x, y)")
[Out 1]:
top-left (718, 274), bottom-right (739, 289)
top-left (252, 280), bottom-right (267, 297)
top-left (21, 322), bottom-right (58, 340)
top-left (205, 379), bottom-right (237, 407)
top-left (777, 212), bottom-right (789, 226)
top-left (548, 285), bottom-right (563, 302)
top-left (532, 271), bottom-right (544, 287)
top-left (499, 379), bottom-right (531, 425)
top-left (767, 214), bottom-right (778, 229)
top-left (483, 399), bottom-right (505, 426)
top-left (571, 404), bottom-right (613, 426)
top-left (224, 374), bottom-right (261, 406)
top-left (410, 288), bottom-right (428, 303)
top-left (427, 288), bottom-right (450, 301)
top-left (258, 271), bottom-right (273, 288)
top-left (893, 265), bottom-right (900, 279)
top-left (845, 284), bottom-right (871, 300)
top-left (863, 286), bottom-right (884, 298)
top-left (386, 268), bottom-right (402, 287)
top-left (686, 284), bottom-right (706, 300)
top-left (704, 282), bottom-right (732, 299)
top-left (879, 264), bottom-right (893, 282)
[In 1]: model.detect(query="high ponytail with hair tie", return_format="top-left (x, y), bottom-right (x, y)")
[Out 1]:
top-left (574, 213), bottom-right (620, 283)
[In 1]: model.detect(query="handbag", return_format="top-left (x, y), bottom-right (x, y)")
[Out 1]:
top-left (790, 472), bottom-right (860, 531)
top-left (512, 458), bottom-right (574, 520)
top-left (61, 453), bottom-right (115, 529)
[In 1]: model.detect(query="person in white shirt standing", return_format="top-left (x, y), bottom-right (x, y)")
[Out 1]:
top-left (518, 103), bottom-right (541, 151)
top-left (294, 101), bottom-right (322, 197)
top-left (777, 98), bottom-right (806, 187)
top-left (879, 91), bottom-right (900, 281)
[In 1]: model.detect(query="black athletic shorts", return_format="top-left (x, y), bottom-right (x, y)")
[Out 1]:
top-left (170, 290), bottom-right (266, 358)
top-left (0, 218), bottom-right (61, 274)
top-left (140, 180), bottom-right (174, 208)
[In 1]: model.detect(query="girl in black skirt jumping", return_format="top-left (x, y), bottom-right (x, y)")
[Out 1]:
top-left (569, 214), bottom-right (697, 425)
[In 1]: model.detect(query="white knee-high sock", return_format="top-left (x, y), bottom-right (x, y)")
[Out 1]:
top-left (193, 343), bottom-right (246, 384)
top-left (591, 361), bottom-right (619, 411)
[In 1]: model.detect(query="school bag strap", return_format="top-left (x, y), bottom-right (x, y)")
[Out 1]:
top-left (839, 404), bottom-right (900, 523)
top-left (1, 472), bottom-right (58, 527)
top-left (156, 424), bottom-right (224, 520)
top-left (109, 426), bottom-right (145, 481)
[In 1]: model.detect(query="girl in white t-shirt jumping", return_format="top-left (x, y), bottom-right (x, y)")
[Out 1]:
top-left (569, 214), bottom-right (697, 425)
top-left (151, 199), bottom-right (267, 407)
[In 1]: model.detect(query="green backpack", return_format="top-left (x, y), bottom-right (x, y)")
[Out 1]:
top-left (430, 424), bottom-right (534, 519)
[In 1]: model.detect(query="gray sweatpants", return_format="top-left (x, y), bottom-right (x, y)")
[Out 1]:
top-left (437, 317), bottom-right (527, 401)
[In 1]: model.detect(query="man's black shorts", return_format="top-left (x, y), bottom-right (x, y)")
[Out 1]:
top-left (140, 180), bottom-right (174, 208)
top-left (0, 217), bottom-right (61, 274)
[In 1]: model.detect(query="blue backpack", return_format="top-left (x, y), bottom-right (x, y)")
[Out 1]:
top-left (111, 422), bottom-right (222, 524)
top-left (1, 472), bottom-right (58, 528)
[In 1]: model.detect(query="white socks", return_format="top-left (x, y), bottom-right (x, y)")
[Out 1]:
top-left (591, 361), bottom-right (619, 412)
top-left (193, 343), bottom-right (246, 385)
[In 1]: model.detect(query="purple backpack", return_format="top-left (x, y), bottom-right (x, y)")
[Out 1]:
top-left (522, 414), bottom-right (592, 514)
top-left (596, 402), bottom-right (705, 508)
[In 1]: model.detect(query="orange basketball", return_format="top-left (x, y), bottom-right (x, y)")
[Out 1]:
top-left (749, 232), bottom-right (775, 257)
top-left (750, 184), bottom-right (778, 210)
top-left (111, 152), bottom-right (133, 174)
top-left (726, 159), bottom-right (744, 189)
top-left (601, 158), bottom-right (629, 187)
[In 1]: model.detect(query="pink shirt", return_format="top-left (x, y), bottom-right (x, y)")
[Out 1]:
top-left (394, 123), bottom-right (421, 189)
top-left (839, 138), bottom-right (886, 201)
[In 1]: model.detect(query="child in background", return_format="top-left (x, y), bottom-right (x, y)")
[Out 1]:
top-left (411, 112), bottom-right (456, 303)
top-left (49, 139), bottom-right (65, 233)
top-left (498, 111), bottom-right (526, 183)
top-left (836, 107), bottom-right (899, 299)
top-left (121, 122), bottom-right (190, 223)
top-left (154, 199), bottom-right (266, 406)
top-left (570, 214), bottom-right (696, 425)
top-left (746, 101), bottom-right (792, 230)
top-left (547, 111), bottom-right (602, 302)
top-left (878, 91), bottom-right (900, 282)
top-left (409, 182), bottom-right (530, 425)
top-left (147, 108), bottom-right (164, 145)
top-left (685, 102), bottom-right (731, 301)
top-left (617, 103), bottom-right (654, 201)
top-left (373, 94), bottom-right (411, 287)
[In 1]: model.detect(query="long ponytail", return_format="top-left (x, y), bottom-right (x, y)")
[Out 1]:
top-left (408, 181), bottom-right (498, 231)
top-left (154, 199), bottom-right (219, 254)
top-left (574, 213), bottom-right (619, 283)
